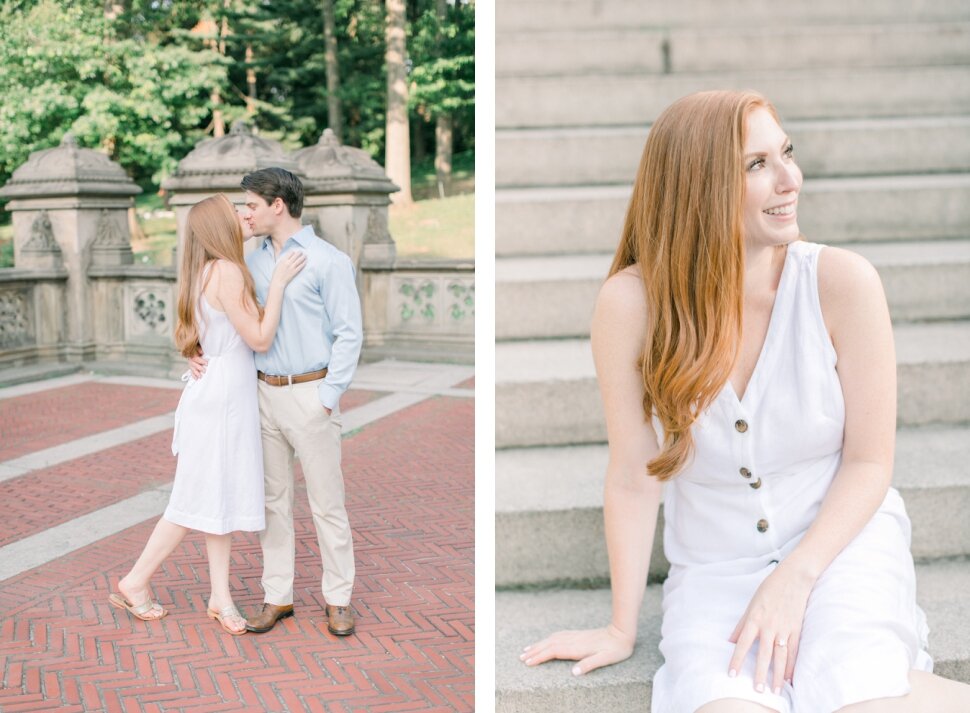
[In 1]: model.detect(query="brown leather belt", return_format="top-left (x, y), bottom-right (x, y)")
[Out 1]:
top-left (257, 368), bottom-right (328, 386)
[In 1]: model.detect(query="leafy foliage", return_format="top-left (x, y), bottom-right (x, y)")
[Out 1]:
top-left (0, 0), bottom-right (224, 189)
top-left (0, 0), bottom-right (474, 199)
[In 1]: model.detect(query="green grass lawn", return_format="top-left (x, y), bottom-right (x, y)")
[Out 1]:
top-left (389, 193), bottom-right (474, 261)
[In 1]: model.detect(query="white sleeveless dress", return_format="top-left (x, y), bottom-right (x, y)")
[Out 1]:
top-left (166, 272), bottom-right (266, 535)
top-left (650, 240), bottom-right (932, 713)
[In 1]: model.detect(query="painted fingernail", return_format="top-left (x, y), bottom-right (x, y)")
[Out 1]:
top-left (572, 665), bottom-right (582, 676)
top-left (522, 645), bottom-right (531, 652)
top-left (728, 669), bottom-right (737, 678)
top-left (518, 653), bottom-right (526, 660)
top-left (756, 683), bottom-right (765, 693)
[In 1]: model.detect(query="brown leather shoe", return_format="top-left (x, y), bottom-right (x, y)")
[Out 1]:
top-left (325, 603), bottom-right (355, 636)
top-left (246, 602), bottom-right (294, 633)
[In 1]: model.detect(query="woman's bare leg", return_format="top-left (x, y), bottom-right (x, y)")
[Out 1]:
top-left (836, 670), bottom-right (970, 713)
top-left (117, 518), bottom-right (189, 618)
top-left (204, 533), bottom-right (246, 633)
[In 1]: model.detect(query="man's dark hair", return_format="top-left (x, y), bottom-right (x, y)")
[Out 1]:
top-left (241, 167), bottom-right (304, 218)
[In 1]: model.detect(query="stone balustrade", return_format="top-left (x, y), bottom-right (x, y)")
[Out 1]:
top-left (0, 128), bottom-right (472, 375)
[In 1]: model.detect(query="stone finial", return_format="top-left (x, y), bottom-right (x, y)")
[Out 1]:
top-left (0, 137), bottom-right (141, 200)
top-left (162, 122), bottom-right (300, 192)
top-left (292, 129), bottom-right (398, 195)
top-left (319, 128), bottom-right (340, 147)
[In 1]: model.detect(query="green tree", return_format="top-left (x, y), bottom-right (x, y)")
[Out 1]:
top-left (0, 0), bottom-right (225, 189)
top-left (409, 0), bottom-right (475, 195)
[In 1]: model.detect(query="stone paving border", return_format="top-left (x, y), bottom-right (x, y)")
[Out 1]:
top-left (0, 360), bottom-right (473, 585)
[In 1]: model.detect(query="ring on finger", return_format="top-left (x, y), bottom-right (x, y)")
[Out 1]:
top-left (775, 638), bottom-right (788, 649)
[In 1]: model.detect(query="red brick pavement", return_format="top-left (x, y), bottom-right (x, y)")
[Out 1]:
top-left (0, 387), bottom-right (386, 549)
top-left (0, 391), bottom-right (473, 712)
top-left (0, 383), bottom-right (181, 461)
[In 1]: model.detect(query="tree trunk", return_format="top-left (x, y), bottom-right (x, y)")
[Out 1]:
top-left (321, 0), bottom-right (343, 140)
top-left (245, 43), bottom-right (256, 116)
top-left (435, 114), bottom-right (453, 199)
top-left (434, 0), bottom-right (452, 198)
top-left (384, 0), bottom-right (412, 204)
top-left (211, 0), bottom-right (232, 137)
top-left (412, 115), bottom-right (426, 164)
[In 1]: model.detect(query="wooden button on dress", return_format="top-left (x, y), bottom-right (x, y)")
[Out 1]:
top-left (735, 419), bottom-right (748, 433)
top-left (749, 477), bottom-right (763, 489)
top-left (756, 519), bottom-right (769, 533)
top-left (740, 467), bottom-right (752, 478)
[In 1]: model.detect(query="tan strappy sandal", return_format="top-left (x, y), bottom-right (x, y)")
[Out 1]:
top-left (207, 604), bottom-right (248, 636)
top-left (108, 592), bottom-right (168, 621)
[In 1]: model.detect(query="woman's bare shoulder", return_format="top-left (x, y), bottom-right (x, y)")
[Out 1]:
top-left (817, 245), bottom-right (886, 334)
top-left (818, 246), bottom-right (882, 302)
top-left (594, 265), bottom-right (649, 335)
top-left (818, 245), bottom-right (879, 288)
top-left (209, 258), bottom-right (244, 284)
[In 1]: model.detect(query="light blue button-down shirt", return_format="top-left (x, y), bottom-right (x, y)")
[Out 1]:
top-left (245, 225), bottom-right (363, 410)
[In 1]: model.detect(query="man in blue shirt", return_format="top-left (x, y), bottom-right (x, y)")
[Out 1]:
top-left (238, 167), bottom-right (362, 635)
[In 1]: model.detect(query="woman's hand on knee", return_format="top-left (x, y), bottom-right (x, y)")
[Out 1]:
top-left (521, 624), bottom-right (635, 676)
top-left (727, 565), bottom-right (814, 694)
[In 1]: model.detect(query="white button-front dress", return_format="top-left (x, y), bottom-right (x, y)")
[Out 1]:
top-left (166, 271), bottom-right (266, 535)
top-left (650, 240), bottom-right (931, 713)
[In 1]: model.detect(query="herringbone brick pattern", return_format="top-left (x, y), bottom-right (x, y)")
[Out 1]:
top-left (0, 383), bottom-right (181, 461)
top-left (0, 383), bottom-right (472, 712)
top-left (0, 388), bottom-right (387, 548)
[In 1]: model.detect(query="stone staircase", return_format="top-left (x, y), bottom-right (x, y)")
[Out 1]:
top-left (495, 1), bottom-right (970, 709)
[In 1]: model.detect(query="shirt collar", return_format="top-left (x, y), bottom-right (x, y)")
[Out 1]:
top-left (260, 224), bottom-right (314, 252)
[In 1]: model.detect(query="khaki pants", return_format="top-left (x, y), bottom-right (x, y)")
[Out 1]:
top-left (256, 379), bottom-right (354, 606)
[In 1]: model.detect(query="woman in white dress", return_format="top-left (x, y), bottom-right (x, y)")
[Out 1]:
top-left (522, 91), bottom-right (970, 711)
top-left (110, 194), bottom-right (305, 635)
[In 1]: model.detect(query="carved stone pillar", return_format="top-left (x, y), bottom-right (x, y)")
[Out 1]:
top-left (0, 134), bottom-right (141, 361)
top-left (161, 120), bottom-right (301, 264)
top-left (293, 129), bottom-right (399, 272)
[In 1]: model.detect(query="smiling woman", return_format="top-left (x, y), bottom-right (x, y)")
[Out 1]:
top-left (521, 90), bottom-right (970, 713)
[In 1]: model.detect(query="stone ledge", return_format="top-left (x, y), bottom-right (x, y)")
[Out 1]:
top-left (496, 559), bottom-right (970, 712)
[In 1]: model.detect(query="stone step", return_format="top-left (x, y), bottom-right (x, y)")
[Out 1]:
top-left (497, 0), bottom-right (970, 32)
top-left (497, 66), bottom-right (970, 129)
top-left (496, 425), bottom-right (970, 587)
top-left (497, 116), bottom-right (970, 188)
top-left (495, 558), bottom-right (970, 712)
top-left (495, 321), bottom-right (970, 449)
top-left (497, 23), bottom-right (970, 78)
top-left (495, 241), bottom-right (970, 340)
top-left (496, 174), bottom-right (970, 257)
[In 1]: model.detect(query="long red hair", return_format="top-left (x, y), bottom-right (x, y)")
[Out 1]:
top-left (174, 194), bottom-right (262, 357)
top-left (609, 90), bottom-right (779, 480)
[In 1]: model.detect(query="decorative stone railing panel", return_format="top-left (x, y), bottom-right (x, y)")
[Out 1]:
top-left (126, 283), bottom-right (174, 342)
top-left (0, 268), bottom-right (69, 368)
top-left (392, 273), bottom-right (475, 334)
top-left (0, 287), bottom-right (33, 349)
top-left (361, 260), bottom-right (474, 363)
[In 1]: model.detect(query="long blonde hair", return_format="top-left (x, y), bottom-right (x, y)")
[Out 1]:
top-left (609, 90), bottom-right (778, 480)
top-left (174, 194), bottom-right (262, 357)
